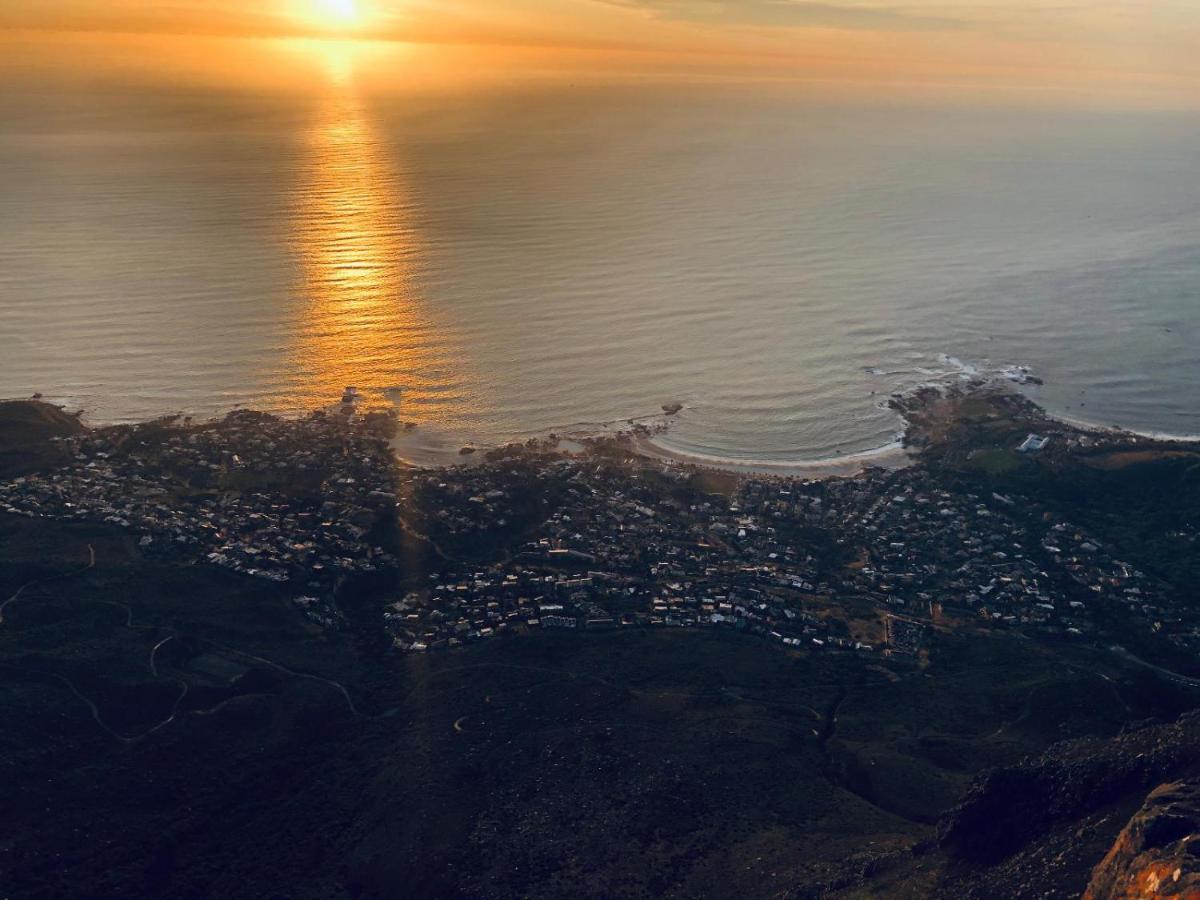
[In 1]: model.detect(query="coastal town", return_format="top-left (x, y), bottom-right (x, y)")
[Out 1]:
top-left (382, 442), bottom-right (1179, 659)
top-left (0, 406), bottom-right (404, 629)
top-left (3, 383), bottom-right (1200, 900)
top-left (1, 382), bottom-right (1195, 669)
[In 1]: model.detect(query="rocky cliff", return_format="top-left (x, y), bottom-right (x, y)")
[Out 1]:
top-left (939, 713), bottom-right (1200, 866)
top-left (1085, 779), bottom-right (1200, 899)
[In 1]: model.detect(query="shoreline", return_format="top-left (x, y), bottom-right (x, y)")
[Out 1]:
top-left (388, 413), bottom-right (914, 480)
top-left (629, 434), bottom-right (912, 479)
top-left (10, 374), bottom-right (1200, 481)
top-left (1048, 409), bottom-right (1200, 445)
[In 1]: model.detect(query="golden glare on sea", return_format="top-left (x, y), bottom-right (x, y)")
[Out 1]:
top-left (278, 46), bottom-right (465, 422)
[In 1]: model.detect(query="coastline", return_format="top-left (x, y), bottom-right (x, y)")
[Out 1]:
top-left (629, 434), bottom-right (911, 479)
top-left (13, 370), bottom-right (1200, 482)
top-left (1048, 409), bottom-right (1200, 445)
top-left (388, 410), bottom-right (913, 480)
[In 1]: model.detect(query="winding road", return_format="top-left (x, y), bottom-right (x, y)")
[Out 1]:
top-left (0, 540), bottom-right (396, 742)
top-left (1109, 645), bottom-right (1200, 689)
top-left (0, 543), bottom-right (95, 625)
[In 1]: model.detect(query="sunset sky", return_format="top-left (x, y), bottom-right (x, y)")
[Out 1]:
top-left (1, 1), bottom-right (1197, 103)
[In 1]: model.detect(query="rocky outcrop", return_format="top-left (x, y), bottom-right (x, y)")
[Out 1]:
top-left (0, 400), bottom-right (83, 446)
top-left (938, 714), bottom-right (1200, 865)
top-left (0, 400), bottom-right (85, 477)
top-left (1085, 780), bottom-right (1200, 899)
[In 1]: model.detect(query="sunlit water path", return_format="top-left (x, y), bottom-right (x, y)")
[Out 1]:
top-left (2, 64), bottom-right (1198, 462)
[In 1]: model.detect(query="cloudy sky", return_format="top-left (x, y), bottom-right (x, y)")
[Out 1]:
top-left (0, 0), bottom-right (1196, 98)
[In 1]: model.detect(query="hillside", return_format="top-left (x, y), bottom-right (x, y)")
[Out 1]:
top-left (1, 389), bottom-right (1199, 898)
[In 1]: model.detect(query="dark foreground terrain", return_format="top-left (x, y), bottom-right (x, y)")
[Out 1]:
top-left (2, 386), bottom-right (1199, 899)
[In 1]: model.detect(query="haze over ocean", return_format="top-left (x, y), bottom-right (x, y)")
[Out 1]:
top-left (2, 55), bottom-right (1198, 462)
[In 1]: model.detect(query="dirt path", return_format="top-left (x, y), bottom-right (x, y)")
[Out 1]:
top-left (0, 662), bottom-right (189, 745)
top-left (200, 639), bottom-right (393, 719)
top-left (818, 689), bottom-right (847, 752)
top-left (1109, 645), bottom-right (1200, 689)
top-left (0, 544), bottom-right (95, 626)
top-left (149, 636), bottom-right (174, 678)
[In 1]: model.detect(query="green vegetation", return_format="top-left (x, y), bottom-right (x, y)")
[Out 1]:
top-left (967, 448), bottom-right (1024, 475)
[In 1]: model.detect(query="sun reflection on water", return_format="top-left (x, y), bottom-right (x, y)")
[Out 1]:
top-left (280, 42), bottom-right (463, 423)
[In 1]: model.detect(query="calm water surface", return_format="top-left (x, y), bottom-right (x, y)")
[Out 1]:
top-left (2, 74), bottom-right (1198, 462)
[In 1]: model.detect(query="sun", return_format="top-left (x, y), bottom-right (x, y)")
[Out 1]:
top-left (313, 0), bottom-right (360, 26)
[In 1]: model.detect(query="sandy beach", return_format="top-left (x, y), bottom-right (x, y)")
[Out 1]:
top-left (630, 434), bottom-right (912, 479)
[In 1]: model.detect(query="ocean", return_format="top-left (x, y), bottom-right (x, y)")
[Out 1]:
top-left (2, 57), bottom-right (1198, 464)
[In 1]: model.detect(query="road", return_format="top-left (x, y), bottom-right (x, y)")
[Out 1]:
top-left (1109, 645), bottom-right (1200, 689)
top-left (0, 543), bottom-right (95, 625)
